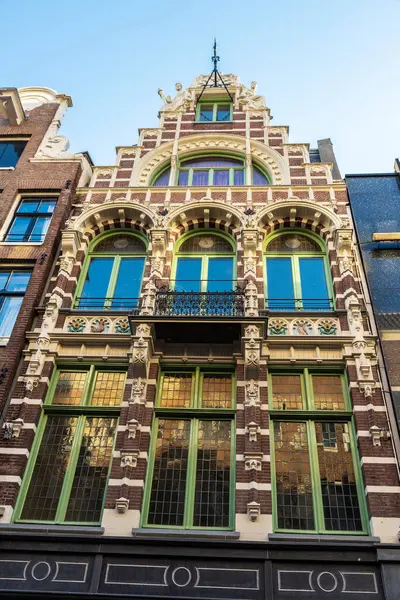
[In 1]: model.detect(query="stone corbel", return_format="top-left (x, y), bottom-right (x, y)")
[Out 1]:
top-left (59, 255), bottom-right (75, 276)
top-left (129, 378), bottom-right (146, 404)
top-left (61, 228), bottom-right (83, 258)
top-left (369, 425), bottom-right (385, 447)
top-left (244, 281), bottom-right (259, 317)
top-left (247, 501), bottom-right (261, 522)
top-left (359, 382), bottom-right (375, 400)
top-left (140, 279), bottom-right (157, 316)
top-left (246, 421), bottom-right (261, 442)
top-left (244, 454), bottom-right (262, 471)
top-left (121, 450), bottom-right (139, 468)
top-left (115, 497), bottom-right (129, 514)
top-left (244, 380), bottom-right (260, 407)
top-left (150, 229), bottom-right (168, 255)
top-left (3, 418), bottom-right (24, 439)
top-left (127, 418), bottom-right (139, 439)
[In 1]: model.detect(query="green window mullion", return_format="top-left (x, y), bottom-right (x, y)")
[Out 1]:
top-left (183, 419), bottom-right (199, 528)
top-left (53, 415), bottom-right (87, 523)
top-left (303, 368), bottom-right (313, 410)
top-left (83, 365), bottom-right (96, 406)
top-left (307, 420), bottom-right (325, 532)
top-left (141, 416), bottom-right (160, 526)
top-left (212, 104), bottom-right (218, 121)
top-left (229, 169), bottom-right (234, 186)
top-left (188, 170), bottom-right (194, 186)
top-left (103, 256), bottom-right (120, 308)
top-left (200, 256), bottom-right (208, 292)
top-left (209, 169), bottom-right (214, 186)
top-left (292, 256), bottom-right (303, 309)
top-left (194, 367), bottom-right (201, 408)
top-left (347, 419), bottom-right (370, 533)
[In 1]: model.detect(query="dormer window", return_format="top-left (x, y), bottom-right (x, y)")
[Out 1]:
top-left (196, 102), bottom-right (232, 122)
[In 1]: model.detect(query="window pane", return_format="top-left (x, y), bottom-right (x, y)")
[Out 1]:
top-left (193, 420), bottom-right (231, 527)
top-left (79, 258), bottom-right (114, 308)
top-left (234, 170), bottom-right (244, 185)
top-left (6, 216), bottom-right (32, 241)
top-left (199, 105), bottom-right (213, 121)
top-left (53, 372), bottom-right (88, 406)
top-left (181, 157), bottom-right (242, 168)
top-left (207, 258), bottom-right (233, 292)
top-left (253, 166), bottom-right (268, 185)
top-left (91, 372), bottom-right (126, 407)
top-left (299, 257), bottom-right (330, 310)
top-left (175, 258), bottom-right (202, 291)
top-left (37, 200), bottom-right (56, 213)
top-left (274, 421), bottom-right (315, 530)
top-left (266, 258), bottom-right (295, 310)
top-left (112, 257), bottom-right (144, 309)
top-left (154, 168), bottom-right (170, 186)
top-left (266, 234), bottom-right (321, 252)
top-left (148, 419), bottom-right (190, 526)
top-left (94, 234), bottom-right (145, 253)
top-left (192, 170), bottom-right (209, 186)
top-left (271, 374), bottom-right (303, 409)
top-left (18, 200), bottom-right (39, 213)
top-left (313, 375), bottom-right (345, 410)
top-left (160, 374), bottom-right (192, 408)
top-left (0, 273), bottom-right (9, 290)
top-left (30, 216), bottom-right (50, 241)
top-left (202, 375), bottom-right (232, 408)
top-left (0, 141), bottom-right (26, 167)
top-left (216, 105), bottom-right (230, 121)
top-left (177, 170), bottom-right (189, 186)
top-left (21, 416), bottom-right (78, 521)
top-left (7, 272), bottom-right (31, 291)
top-left (0, 296), bottom-right (23, 336)
top-left (213, 170), bottom-right (229, 186)
top-left (315, 422), bottom-right (362, 531)
top-left (65, 417), bottom-right (116, 523)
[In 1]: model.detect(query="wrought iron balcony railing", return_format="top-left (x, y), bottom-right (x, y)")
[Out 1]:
top-left (74, 297), bottom-right (140, 312)
top-left (265, 298), bottom-right (334, 311)
top-left (155, 281), bottom-right (246, 317)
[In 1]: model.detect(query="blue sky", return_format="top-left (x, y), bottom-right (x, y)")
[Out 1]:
top-left (3, 0), bottom-right (399, 174)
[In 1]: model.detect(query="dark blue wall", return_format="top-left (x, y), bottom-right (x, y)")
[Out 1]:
top-left (346, 175), bottom-right (400, 313)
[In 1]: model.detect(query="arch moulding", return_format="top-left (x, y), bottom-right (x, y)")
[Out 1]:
top-left (166, 200), bottom-right (246, 237)
top-left (257, 200), bottom-right (342, 238)
top-left (133, 133), bottom-right (290, 186)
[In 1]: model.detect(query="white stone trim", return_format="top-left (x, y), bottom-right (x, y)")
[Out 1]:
top-left (361, 457), bottom-right (396, 465)
top-left (365, 485), bottom-right (400, 494)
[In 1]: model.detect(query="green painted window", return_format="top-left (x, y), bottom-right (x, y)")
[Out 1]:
top-left (142, 367), bottom-right (235, 529)
top-left (75, 232), bottom-right (146, 310)
top-left (197, 102), bottom-right (232, 122)
top-left (14, 367), bottom-right (126, 525)
top-left (265, 232), bottom-right (332, 311)
top-left (269, 369), bottom-right (367, 534)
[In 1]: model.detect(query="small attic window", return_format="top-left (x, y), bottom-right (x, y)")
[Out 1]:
top-left (196, 102), bottom-right (232, 122)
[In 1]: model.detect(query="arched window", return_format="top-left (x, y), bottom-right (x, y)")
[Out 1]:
top-left (153, 156), bottom-right (269, 187)
top-left (265, 232), bottom-right (332, 310)
top-left (174, 232), bottom-right (235, 292)
top-left (76, 232), bottom-right (147, 309)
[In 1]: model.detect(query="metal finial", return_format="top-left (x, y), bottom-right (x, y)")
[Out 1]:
top-left (196, 39), bottom-right (233, 107)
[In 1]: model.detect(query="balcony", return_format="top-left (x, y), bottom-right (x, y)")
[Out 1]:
top-left (74, 297), bottom-right (140, 313)
top-left (154, 281), bottom-right (245, 317)
top-left (264, 298), bottom-right (334, 312)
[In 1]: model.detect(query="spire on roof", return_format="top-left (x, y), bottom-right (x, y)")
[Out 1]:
top-left (196, 40), bottom-right (234, 106)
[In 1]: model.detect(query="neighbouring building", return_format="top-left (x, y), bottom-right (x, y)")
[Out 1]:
top-left (346, 163), bottom-right (400, 435)
top-left (0, 69), bottom-right (399, 600)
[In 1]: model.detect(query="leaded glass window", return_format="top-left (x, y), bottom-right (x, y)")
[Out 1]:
top-left (270, 368), bottom-right (365, 533)
top-left (144, 367), bottom-right (234, 529)
top-left (76, 232), bottom-right (146, 310)
top-left (265, 232), bottom-right (332, 310)
top-left (15, 367), bottom-right (125, 525)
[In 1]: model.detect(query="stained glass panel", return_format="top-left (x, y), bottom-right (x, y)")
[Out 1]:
top-left (313, 375), bottom-right (345, 410)
top-left (160, 374), bottom-right (193, 408)
top-left (147, 419), bottom-right (190, 526)
top-left (274, 421), bottom-right (315, 530)
top-left (266, 234), bottom-right (321, 252)
top-left (179, 234), bottom-right (233, 253)
top-left (65, 417), bottom-right (116, 523)
top-left (271, 375), bottom-right (303, 410)
top-left (21, 416), bottom-right (78, 521)
top-left (193, 420), bottom-right (231, 527)
top-left (53, 372), bottom-right (87, 406)
top-left (202, 375), bottom-right (232, 408)
top-left (315, 422), bottom-right (362, 531)
top-left (91, 372), bottom-right (126, 407)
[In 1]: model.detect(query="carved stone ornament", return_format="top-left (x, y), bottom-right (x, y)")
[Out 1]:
top-left (127, 418), bottom-right (139, 439)
top-left (90, 318), bottom-right (110, 334)
top-left (42, 293), bottom-right (63, 331)
top-left (243, 256), bottom-right (256, 275)
top-left (360, 383), bottom-right (374, 399)
top-left (59, 255), bottom-right (75, 275)
top-left (369, 425), bottom-right (384, 447)
top-left (268, 319), bottom-right (288, 336)
top-left (246, 421), bottom-right (260, 442)
top-left (67, 317), bottom-right (87, 333)
top-left (245, 349), bottom-right (259, 366)
top-left (318, 319), bottom-right (337, 335)
top-left (3, 418), bottom-right (24, 440)
top-left (115, 497), bottom-right (129, 514)
top-left (136, 323), bottom-right (151, 337)
top-left (292, 319), bottom-right (313, 336)
top-left (150, 256), bottom-right (164, 277)
top-left (244, 281), bottom-right (259, 317)
top-left (247, 501), bottom-right (261, 522)
top-left (114, 318), bottom-right (130, 334)
top-left (121, 450), bottom-right (139, 468)
top-left (130, 377), bottom-right (146, 404)
top-left (244, 454), bottom-right (262, 471)
top-left (245, 380), bottom-right (260, 407)
top-left (23, 376), bottom-right (40, 392)
top-left (140, 279), bottom-right (157, 316)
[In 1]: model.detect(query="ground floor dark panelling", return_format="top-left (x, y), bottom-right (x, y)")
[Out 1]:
top-left (0, 533), bottom-right (399, 599)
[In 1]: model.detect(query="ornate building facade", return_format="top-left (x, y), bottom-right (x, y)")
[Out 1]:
top-left (0, 74), bottom-right (399, 599)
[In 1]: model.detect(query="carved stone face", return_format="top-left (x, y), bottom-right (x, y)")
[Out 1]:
top-left (175, 83), bottom-right (182, 92)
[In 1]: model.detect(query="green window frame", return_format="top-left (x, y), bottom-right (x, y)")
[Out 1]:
top-left (142, 366), bottom-right (236, 530)
top-left (269, 368), bottom-right (368, 535)
top-left (73, 230), bottom-right (147, 310)
top-left (172, 231), bottom-right (236, 292)
top-left (264, 230), bottom-right (334, 311)
top-left (13, 366), bottom-right (126, 525)
top-left (196, 102), bottom-right (233, 122)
